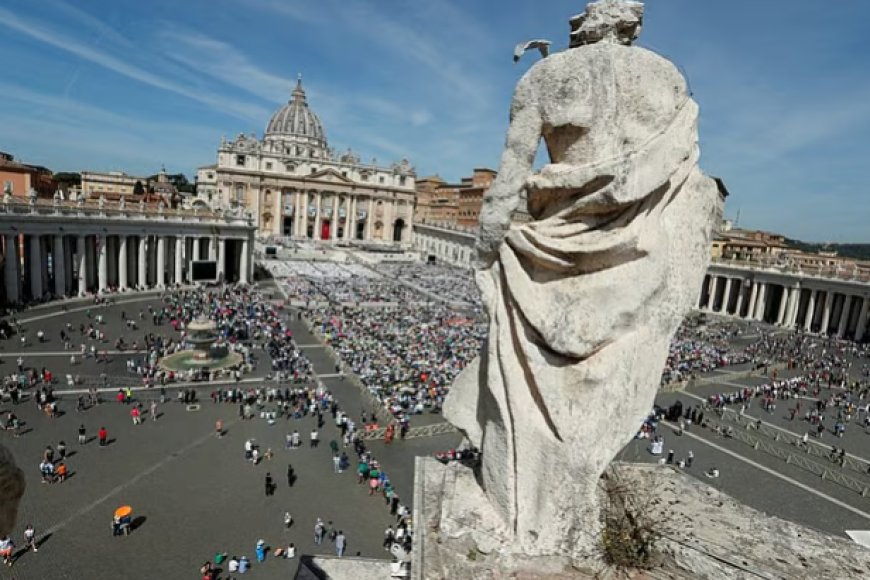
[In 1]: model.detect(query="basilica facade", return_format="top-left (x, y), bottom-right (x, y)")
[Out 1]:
top-left (196, 77), bottom-right (417, 243)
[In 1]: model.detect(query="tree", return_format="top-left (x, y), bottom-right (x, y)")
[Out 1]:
top-left (53, 172), bottom-right (81, 186)
top-left (133, 180), bottom-right (145, 195)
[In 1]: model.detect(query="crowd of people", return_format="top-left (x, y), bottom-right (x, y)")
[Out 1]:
top-left (376, 262), bottom-right (480, 308)
top-left (308, 303), bottom-right (485, 424)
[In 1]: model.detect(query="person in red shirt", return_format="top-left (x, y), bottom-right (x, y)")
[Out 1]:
top-left (98, 427), bottom-right (108, 447)
top-left (131, 407), bottom-right (140, 425)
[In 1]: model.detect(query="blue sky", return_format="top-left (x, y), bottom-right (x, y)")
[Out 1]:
top-left (1, 0), bottom-right (868, 242)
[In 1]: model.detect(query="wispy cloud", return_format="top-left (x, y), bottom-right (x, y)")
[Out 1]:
top-left (0, 5), bottom-right (267, 121)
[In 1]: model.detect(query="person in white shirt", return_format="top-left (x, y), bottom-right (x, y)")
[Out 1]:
top-left (227, 556), bottom-right (239, 573)
top-left (285, 543), bottom-right (296, 559)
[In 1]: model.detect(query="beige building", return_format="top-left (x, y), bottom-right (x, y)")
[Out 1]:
top-left (197, 76), bottom-right (416, 243)
top-left (80, 171), bottom-right (146, 197)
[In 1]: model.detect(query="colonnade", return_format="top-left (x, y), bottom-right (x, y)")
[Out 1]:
top-left (411, 223), bottom-right (476, 267)
top-left (284, 191), bottom-right (410, 243)
top-left (699, 273), bottom-right (870, 341)
top-left (1, 232), bottom-right (251, 304)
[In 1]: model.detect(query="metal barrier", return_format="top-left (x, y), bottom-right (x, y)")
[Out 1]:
top-left (713, 406), bottom-right (870, 478)
top-left (698, 416), bottom-right (870, 497)
top-left (359, 421), bottom-right (458, 441)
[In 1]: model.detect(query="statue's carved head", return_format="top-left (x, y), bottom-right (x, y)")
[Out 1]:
top-left (570, 0), bottom-right (644, 47)
top-left (0, 446), bottom-right (25, 537)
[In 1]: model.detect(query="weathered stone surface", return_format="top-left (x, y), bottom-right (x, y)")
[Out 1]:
top-left (414, 458), bottom-right (870, 579)
top-left (0, 444), bottom-right (25, 537)
top-left (444, 0), bottom-right (723, 565)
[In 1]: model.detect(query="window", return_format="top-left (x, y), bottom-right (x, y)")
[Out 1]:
top-left (310, 167), bottom-right (317, 174)
top-left (236, 155), bottom-right (245, 166)
top-left (235, 186), bottom-right (244, 202)
top-left (361, 173), bottom-right (369, 182)
top-left (207, 173), bottom-right (214, 180)
top-left (399, 176), bottom-right (406, 186)
top-left (342, 171), bottom-right (348, 178)
top-left (265, 162), bottom-right (273, 170)
top-left (379, 176), bottom-right (385, 184)
top-left (3, 180), bottom-right (12, 193)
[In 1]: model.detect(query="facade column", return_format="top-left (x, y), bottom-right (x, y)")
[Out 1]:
top-left (4, 234), bottom-right (19, 304)
top-left (754, 282), bottom-right (767, 321)
top-left (311, 191), bottom-right (321, 240)
top-left (156, 236), bottom-right (166, 288)
top-left (855, 297), bottom-right (870, 342)
top-left (118, 236), bottom-right (129, 290)
top-left (192, 237), bottom-right (201, 261)
top-left (720, 277), bottom-right (733, 314)
top-left (702, 276), bottom-right (715, 309)
top-left (746, 282), bottom-right (758, 319)
top-left (804, 290), bottom-right (817, 332)
top-left (53, 235), bottom-right (66, 297)
top-left (29, 234), bottom-right (43, 300)
top-left (138, 236), bottom-right (147, 289)
top-left (217, 238), bottom-right (226, 282)
top-left (347, 196), bottom-right (357, 242)
top-left (365, 197), bottom-right (375, 240)
top-left (175, 237), bottom-right (184, 284)
top-left (300, 191), bottom-right (309, 238)
top-left (77, 235), bottom-right (88, 295)
top-left (331, 195), bottom-right (339, 242)
top-left (240, 238), bottom-right (250, 284)
top-left (837, 295), bottom-right (853, 338)
top-left (97, 235), bottom-right (108, 293)
top-left (63, 238), bottom-right (73, 295)
top-left (820, 291), bottom-right (833, 334)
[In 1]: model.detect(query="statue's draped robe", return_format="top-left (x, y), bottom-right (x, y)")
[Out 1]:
top-left (446, 100), bottom-right (721, 554)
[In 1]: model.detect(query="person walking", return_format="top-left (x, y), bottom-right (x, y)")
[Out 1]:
top-left (283, 512), bottom-right (293, 529)
top-left (98, 426), bottom-right (108, 447)
top-left (78, 424), bottom-right (86, 445)
top-left (265, 472), bottom-right (274, 496)
top-left (215, 419), bottom-right (223, 438)
top-left (0, 536), bottom-right (14, 567)
top-left (23, 525), bottom-right (37, 553)
top-left (150, 400), bottom-right (158, 421)
top-left (287, 463), bottom-right (295, 487)
top-left (310, 428), bottom-right (319, 448)
top-left (57, 441), bottom-right (66, 460)
top-left (313, 519), bottom-right (325, 545)
top-left (335, 531), bottom-right (346, 557)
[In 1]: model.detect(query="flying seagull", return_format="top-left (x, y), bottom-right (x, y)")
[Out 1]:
top-left (513, 39), bottom-right (552, 63)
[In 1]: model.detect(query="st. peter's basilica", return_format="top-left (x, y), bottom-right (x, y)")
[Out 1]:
top-left (196, 75), bottom-right (417, 243)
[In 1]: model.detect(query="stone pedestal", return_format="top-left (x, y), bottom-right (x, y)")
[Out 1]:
top-left (411, 458), bottom-right (870, 579)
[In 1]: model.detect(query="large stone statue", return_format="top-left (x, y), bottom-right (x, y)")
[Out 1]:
top-left (0, 445), bottom-right (25, 537)
top-left (444, 0), bottom-right (723, 563)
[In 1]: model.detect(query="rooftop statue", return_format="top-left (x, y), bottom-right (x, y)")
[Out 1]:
top-left (444, 0), bottom-right (723, 562)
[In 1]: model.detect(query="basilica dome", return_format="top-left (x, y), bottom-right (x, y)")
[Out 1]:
top-left (264, 76), bottom-right (328, 155)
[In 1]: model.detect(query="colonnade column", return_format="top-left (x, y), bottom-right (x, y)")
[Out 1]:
top-left (746, 282), bottom-right (758, 319)
top-left (240, 238), bottom-right (250, 284)
top-left (4, 234), bottom-right (19, 304)
top-left (138, 236), bottom-right (147, 289)
top-left (118, 236), bottom-right (128, 290)
top-left (753, 283), bottom-right (767, 321)
top-left (217, 238), bottom-right (226, 282)
top-left (77, 235), bottom-right (88, 295)
top-left (820, 292), bottom-right (833, 334)
top-left (720, 278), bottom-right (732, 313)
top-left (331, 196), bottom-right (339, 242)
top-left (804, 290), bottom-right (817, 332)
top-left (734, 282), bottom-right (746, 317)
top-left (156, 236), bottom-right (166, 288)
top-left (776, 286), bottom-right (789, 325)
top-left (837, 296), bottom-right (852, 338)
top-left (97, 235), bottom-right (108, 293)
top-left (29, 235), bottom-right (43, 300)
top-left (786, 286), bottom-right (800, 327)
top-left (175, 237), bottom-right (184, 284)
top-left (855, 298), bottom-right (870, 342)
top-left (53, 235), bottom-right (66, 297)
top-left (192, 238), bottom-right (201, 262)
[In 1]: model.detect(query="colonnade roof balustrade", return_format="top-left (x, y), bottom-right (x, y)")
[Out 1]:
top-left (0, 196), bottom-right (255, 229)
top-left (710, 256), bottom-right (870, 287)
